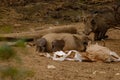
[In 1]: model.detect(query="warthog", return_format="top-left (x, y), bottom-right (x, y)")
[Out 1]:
top-left (83, 5), bottom-right (120, 40)
top-left (52, 39), bottom-right (65, 52)
top-left (35, 38), bottom-right (47, 52)
top-left (42, 33), bottom-right (90, 52)
top-left (85, 42), bottom-right (120, 62)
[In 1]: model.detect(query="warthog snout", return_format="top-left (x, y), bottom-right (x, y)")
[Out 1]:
top-left (83, 29), bottom-right (92, 35)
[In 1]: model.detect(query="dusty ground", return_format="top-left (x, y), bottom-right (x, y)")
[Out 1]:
top-left (2, 24), bottom-right (119, 80)
top-left (0, 1), bottom-right (120, 80)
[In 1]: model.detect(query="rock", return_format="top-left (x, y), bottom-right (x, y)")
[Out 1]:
top-left (93, 71), bottom-right (106, 74)
top-left (93, 71), bottom-right (97, 74)
top-left (14, 23), bottom-right (21, 27)
top-left (115, 73), bottom-right (120, 75)
top-left (47, 65), bottom-right (56, 69)
top-left (99, 71), bottom-right (106, 74)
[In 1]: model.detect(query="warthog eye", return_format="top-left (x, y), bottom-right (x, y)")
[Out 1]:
top-left (91, 19), bottom-right (96, 26)
top-left (83, 42), bottom-right (88, 45)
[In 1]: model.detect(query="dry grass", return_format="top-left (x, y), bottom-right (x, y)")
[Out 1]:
top-left (0, 66), bottom-right (34, 80)
top-left (0, 44), bottom-right (16, 60)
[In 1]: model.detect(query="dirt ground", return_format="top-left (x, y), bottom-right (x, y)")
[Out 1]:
top-left (8, 24), bottom-right (119, 80)
top-left (0, 1), bottom-right (120, 80)
top-left (0, 23), bottom-right (120, 80)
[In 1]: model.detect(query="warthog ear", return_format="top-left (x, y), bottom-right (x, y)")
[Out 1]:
top-left (82, 17), bottom-right (87, 23)
top-left (87, 40), bottom-right (97, 47)
top-left (101, 39), bottom-right (106, 47)
top-left (95, 43), bottom-right (99, 45)
top-left (87, 41), bottom-right (92, 47)
top-left (87, 32), bottom-right (95, 41)
top-left (93, 13), bottom-right (98, 17)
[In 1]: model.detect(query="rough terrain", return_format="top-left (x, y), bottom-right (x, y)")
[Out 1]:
top-left (0, 0), bottom-right (120, 80)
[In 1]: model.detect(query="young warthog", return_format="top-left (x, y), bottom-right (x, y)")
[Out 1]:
top-left (52, 39), bottom-right (65, 52)
top-left (85, 42), bottom-right (120, 62)
top-left (35, 38), bottom-right (47, 52)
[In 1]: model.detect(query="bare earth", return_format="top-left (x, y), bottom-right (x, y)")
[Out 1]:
top-left (13, 24), bottom-right (120, 80)
top-left (0, 1), bottom-right (120, 80)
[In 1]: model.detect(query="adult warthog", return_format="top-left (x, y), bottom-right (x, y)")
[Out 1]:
top-left (42, 33), bottom-right (90, 52)
top-left (83, 5), bottom-right (120, 40)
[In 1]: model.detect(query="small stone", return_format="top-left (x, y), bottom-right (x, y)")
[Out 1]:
top-left (14, 23), bottom-right (21, 27)
top-left (99, 71), bottom-right (106, 74)
top-left (114, 68), bottom-right (119, 71)
top-left (93, 71), bottom-right (97, 74)
top-left (115, 73), bottom-right (120, 75)
top-left (47, 65), bottom-right (56, 69)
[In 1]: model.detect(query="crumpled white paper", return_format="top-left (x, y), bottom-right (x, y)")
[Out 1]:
top-left (52, 50), bottom-right (82, 62)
